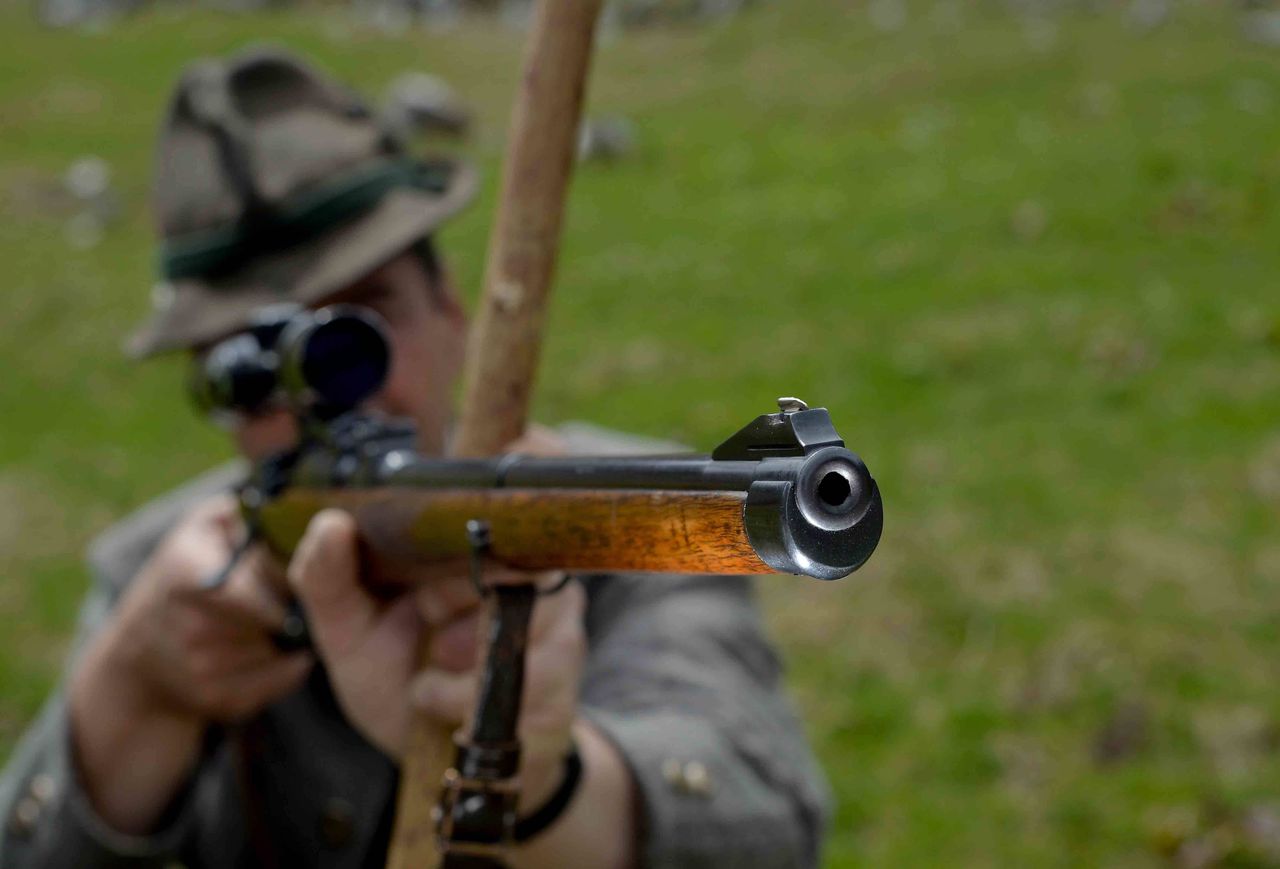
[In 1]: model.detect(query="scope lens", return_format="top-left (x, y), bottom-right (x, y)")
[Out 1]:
top-left (191, 333), bottom-right (278, 415)
top-left (296, 313), bottom-right (391, 415)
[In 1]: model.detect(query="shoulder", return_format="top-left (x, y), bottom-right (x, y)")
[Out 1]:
top-left (85, 461), bottom-right (246, 598)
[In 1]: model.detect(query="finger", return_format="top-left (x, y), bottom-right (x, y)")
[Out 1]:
top-left (410, 669), bottom-right (476, 727)
top-left (206, 557), bottom-right (290, 631)
top-left (527, 576), bottom-right (585, 643)
top-left (426, 610), bottom-right (482, 673)
top-left (413, 573), bottom-right (483, 627)
top-left (408, 566), bottom-right (552, 626)
top-left (218, 652), bottom-right (314, 721)
top-left (523, 626), bottom-right (585, 715)
top-left (189, 495), bottom-right (246, 558)
top-left (288, 510), bottom-right (377, 659)
top-left (187, 635), bottom-right (292, 683)
top-left (164, 505), bottom-right (249, 595)
top-left (247, 544), bottom-right (292, 599)
top-left (481, 568), bottom-right (565, 592)
top-left (215, 635), bottom-right (289, 673)
top-left (189, 493), bottom-right (240, 528)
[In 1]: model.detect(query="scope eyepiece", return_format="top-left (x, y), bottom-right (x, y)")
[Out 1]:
top-left (189, 305), bottom-right (391, 422)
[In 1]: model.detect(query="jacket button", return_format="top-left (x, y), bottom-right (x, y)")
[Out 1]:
top-left (7, 796), bottom-right (41, 838)
top-left (29, 773), bottom-right (57, 805)
top-left (318, 798), bottom-right (356, 849)
top-left (660, 758), bottom-right (713, 798)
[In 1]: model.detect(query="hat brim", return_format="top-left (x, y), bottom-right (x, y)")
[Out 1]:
top-left (126, 161), bottom-right (478, 358)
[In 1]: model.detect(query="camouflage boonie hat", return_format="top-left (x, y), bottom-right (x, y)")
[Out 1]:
top-left (127, 48), bottom-right (477, 357)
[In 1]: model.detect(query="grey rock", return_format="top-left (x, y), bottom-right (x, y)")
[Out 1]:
top-left (1127, 0), bottom-right (1169, 33)
top-left (868, 0), bottom-right (907, 32)
top-left (1241, 10), bottom-right (1280, 47)
top-left (577, 115), bottom-right (638, 164)
top-left (382, 72), bottom-right (471, 142)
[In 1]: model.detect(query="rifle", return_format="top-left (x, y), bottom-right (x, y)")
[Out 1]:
top-left (196, 304), bottom-right (885, 860)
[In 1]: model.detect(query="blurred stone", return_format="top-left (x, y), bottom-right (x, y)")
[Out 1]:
top-left (578, 115), bottom-right (638, 163)
top-left (365, 1), bottom-right (413, 34)
top-left (383, 72), bottom-right (471, 143)
top-left (1022, 16), bottom-right (1059, 52)
top-left (868, 0), bottom-right (907, 33)
top-left (1241, 10), bottom-right (1280, 47)
top-left (207, 0), bottom-right (281, 11)
top-left (64, 156), bottom-right (110, 201)
top-left (390, 0), bottom-right (760, 30)
top-left (1192, 706), bottom-right (1279, 782)
top-left (1010, 200), bottom-right (1048, 241)
top-left (418, 0), bottom-right (461, 28)
top-left (63, 155), bottom-right (121, 225)
top-left (1240, 805), bottom-right (1280, 861)
top-left (610, 0), bottom-right (662, 27)
top-left (1248, 436), bottom-right (1280, 504)
top-left (1127, 0), bottom-right (1169, 34)
top-left (697, 0), bottom-right (744, 21)
top-left (37, 0), bottom-right (139, 28)
top-left (37, 0), bottom-right (95, 28)
top-left (1175, 837), bottom-right (1222, 869)
top-left (499, 0), bottom-right (532, 30)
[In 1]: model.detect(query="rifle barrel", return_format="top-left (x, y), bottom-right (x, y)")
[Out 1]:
top-left (254, 448), bottom-right (883, 583)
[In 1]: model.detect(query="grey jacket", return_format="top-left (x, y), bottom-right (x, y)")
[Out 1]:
top-left (0, 425), bottom-right (829, 868)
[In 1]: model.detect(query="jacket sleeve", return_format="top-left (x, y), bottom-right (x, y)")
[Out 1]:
top-left (0, 465), bottom-right (245, 868)
top-left (0, 589), bottom-right (201, 868)
top-left (579, 573), bottom-right (831, 869)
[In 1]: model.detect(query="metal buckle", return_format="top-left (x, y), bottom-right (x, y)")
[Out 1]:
top-left (434, 736), bottom-right (521, 852)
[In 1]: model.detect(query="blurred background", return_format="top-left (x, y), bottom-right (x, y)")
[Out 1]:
top-left (2, 0), bottom-right (1280, 864)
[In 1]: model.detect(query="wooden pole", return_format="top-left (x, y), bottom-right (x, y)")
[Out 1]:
top-left (385, 1), bottom-right (602, 866)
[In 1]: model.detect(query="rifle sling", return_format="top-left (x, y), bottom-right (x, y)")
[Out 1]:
top-left (437, 584), bottom-right (536, 867)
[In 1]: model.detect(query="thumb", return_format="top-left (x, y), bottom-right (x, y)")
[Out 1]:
top-left (288, 510), bottom-right (377, 659)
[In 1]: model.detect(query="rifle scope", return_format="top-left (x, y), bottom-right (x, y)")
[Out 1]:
top-left (188, 305), bottom-right (391, 422)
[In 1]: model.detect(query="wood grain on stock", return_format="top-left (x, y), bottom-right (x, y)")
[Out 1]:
top-left (258, 488), bottom-right (772, 578)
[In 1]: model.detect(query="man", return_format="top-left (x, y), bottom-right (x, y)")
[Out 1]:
top-left (0, 49), bottom-right (828, 868)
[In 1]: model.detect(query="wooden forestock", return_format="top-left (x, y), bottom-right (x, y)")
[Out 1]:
top-left (387, 1), bottom-right (602, 866)
top-left (259, 488), bottom-right (772, 579)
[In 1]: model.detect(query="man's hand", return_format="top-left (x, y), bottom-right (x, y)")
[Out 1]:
top-left (287, 509), bottom-right (586, 809)
top-left (68, 496), bottom-right (313, 833)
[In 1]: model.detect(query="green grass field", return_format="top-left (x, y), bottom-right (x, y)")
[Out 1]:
top-left (3, 0), bottom-right (1280, 864)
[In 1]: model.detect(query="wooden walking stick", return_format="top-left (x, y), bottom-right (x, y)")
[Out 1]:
top-left (385, 1), bottom-right (603, 866)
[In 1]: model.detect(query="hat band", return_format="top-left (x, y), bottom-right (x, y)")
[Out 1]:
top-left (158, 157), bottom-right (451, 282)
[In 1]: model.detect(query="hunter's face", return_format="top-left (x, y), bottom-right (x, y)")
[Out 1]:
top-left (227, 251), bottom-right (468, 461)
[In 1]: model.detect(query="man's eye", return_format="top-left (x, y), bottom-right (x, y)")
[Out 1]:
top-left (358, 285), bottom-right (394, 305)
top-left (365, 296), bottom-right (402, 322)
